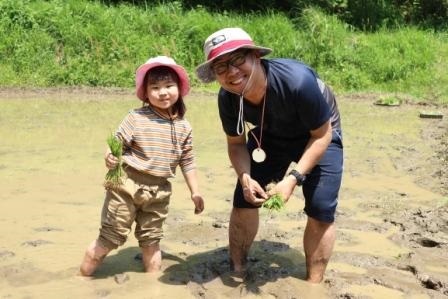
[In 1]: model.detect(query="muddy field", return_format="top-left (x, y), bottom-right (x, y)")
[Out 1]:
top-left (0, 88), bottom-right (447, 299)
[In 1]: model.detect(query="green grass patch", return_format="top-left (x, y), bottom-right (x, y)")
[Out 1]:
top-left (374, 96), bottom-right (401, 106)
top-left (0, 1), bottom-right (447, 104)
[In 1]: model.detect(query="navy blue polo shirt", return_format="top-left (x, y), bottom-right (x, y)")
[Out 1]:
top-left (218, 58), bottom-right (338, 143)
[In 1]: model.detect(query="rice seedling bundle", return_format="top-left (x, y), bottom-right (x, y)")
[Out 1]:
top-left (262, 182), bottom-right (285, 211)
top-left (104, 133), bottom-right (124, 188)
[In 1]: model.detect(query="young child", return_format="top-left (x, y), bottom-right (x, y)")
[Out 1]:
top-left (79, 56), bottom-right (205, 276)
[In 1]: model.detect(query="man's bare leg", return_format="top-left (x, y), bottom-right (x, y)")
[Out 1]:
top-left (79, 240), bottom-right (111, 276)
top-left (228, 208), bottom-right (259, 273)
top-left (303, 217), bottom-right (335, 283)
top-left (141, 243), bottom-right (162, 272)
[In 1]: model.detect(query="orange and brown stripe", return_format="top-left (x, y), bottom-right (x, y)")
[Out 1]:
top-left (116, 107), bottom-right (195, 178)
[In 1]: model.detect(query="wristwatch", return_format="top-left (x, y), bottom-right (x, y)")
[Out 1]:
top-left (288, 169), bottom-right (306, 186)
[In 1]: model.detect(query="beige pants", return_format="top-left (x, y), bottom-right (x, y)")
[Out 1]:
top-left (98, 166), bottom-right (171, 249)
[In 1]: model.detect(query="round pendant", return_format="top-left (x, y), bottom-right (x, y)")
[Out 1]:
top-left (252, 148), bottom-right (266, 163)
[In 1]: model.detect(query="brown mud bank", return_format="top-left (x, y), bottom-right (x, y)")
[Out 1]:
top-left (0, 88), bottom-right (447, 299)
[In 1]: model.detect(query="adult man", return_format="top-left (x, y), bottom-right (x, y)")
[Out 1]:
top-left (196, 28), bottom-right (343, 283)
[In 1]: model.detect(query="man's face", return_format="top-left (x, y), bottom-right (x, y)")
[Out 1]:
top-left (212, 49), bottom-right (255, 94)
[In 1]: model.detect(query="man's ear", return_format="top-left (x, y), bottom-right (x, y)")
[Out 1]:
top-left (254, 50), bottom-right (262, 58)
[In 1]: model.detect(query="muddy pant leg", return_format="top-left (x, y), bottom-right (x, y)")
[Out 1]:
top-left (134, 181), bottom-right (171, 272)
top-left (98, 187), bottom-right (137, 249)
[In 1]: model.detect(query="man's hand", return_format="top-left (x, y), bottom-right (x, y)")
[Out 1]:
top-left (266, 175), bottom-right (296, 203)
top-left (240, 173), bottom-right (268, 206)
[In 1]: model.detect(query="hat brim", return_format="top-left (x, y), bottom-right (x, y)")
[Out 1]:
top-left (136, 63), bottom-right (190, 101)
top-left (196, 45), bottom-right (272, 83)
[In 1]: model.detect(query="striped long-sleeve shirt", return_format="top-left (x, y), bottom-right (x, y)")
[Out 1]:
top-left (116, 106), bottom-right (195, 178)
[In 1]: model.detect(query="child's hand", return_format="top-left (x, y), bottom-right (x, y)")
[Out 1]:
top-left (191, 193), bottom-right (204, 214)
top-left (104, 150), bottom-right (119, 170)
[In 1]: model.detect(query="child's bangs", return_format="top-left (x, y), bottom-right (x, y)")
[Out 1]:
top-left (146, 66), bottom-right (179, 84)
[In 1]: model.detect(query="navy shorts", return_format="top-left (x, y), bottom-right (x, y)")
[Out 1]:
top-left (233, 129), bottom-right (343, 223)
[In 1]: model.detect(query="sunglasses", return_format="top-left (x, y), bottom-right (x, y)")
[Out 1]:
top-left (212, 50), bottom-right (250, 75)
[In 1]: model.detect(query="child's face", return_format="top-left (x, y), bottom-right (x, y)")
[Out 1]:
top-left (145, 78), bottom-right (179, 112)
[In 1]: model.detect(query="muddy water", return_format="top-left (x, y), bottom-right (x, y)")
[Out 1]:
top-left (0, 90), bottom-right (446, 298)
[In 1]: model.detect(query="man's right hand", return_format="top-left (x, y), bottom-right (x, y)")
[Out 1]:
top-left (240, 173), bottom-right (268, 206)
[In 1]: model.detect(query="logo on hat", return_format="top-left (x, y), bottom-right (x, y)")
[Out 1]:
top-left (211, 35), bottom-right (226, 46)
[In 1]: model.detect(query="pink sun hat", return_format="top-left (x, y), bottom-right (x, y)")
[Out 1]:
top-left (136, 56), bottom-right (190, 101)
top-left (196, 28), bottom-right (272, 83)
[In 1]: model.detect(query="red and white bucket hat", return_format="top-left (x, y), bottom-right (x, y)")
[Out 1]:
top-left (136, 56), bottom-right (190, 101)
top-left (196, 28), bottom-right (272, 83)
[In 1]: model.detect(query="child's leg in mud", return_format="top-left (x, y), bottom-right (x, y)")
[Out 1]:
top-left (79, 239), bottom-right (111, 276)
top-left (141, 243), bottom-right (162, 272)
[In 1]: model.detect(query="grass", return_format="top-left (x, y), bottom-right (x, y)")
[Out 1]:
top-left (374, 96), bottom-right (401, 106)
top-left (0, 1), bottom-right (447, 104)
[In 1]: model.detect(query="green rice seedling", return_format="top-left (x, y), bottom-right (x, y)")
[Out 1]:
top-left (104, 133), bottom-right (124, 188)
top-left (262, 183), bottom-right (285, 212)
top-left (262, 193), bottom-right (285, 211)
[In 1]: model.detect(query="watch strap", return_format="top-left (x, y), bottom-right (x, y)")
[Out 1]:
top-left (289, 169), bottom-right (306, 186)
